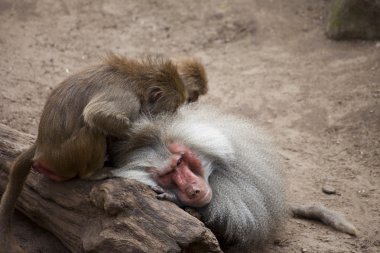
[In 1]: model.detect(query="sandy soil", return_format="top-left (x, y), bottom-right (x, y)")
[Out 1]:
top-left (0, 0), bottom-right (379, 252)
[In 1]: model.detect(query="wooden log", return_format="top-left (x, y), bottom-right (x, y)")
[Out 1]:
top-left (0, 123), bottom-right (222, 253)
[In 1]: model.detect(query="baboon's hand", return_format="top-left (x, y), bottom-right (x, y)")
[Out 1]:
top-left (149, 185), bottom-right (183, 206)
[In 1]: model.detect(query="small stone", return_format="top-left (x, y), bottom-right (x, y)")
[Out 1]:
top-left (301, 248), bottom-right (308, 253)
top-left (322, 185), bottom-right (336, 195)
top-left (358, 189), bottom-right (369, 197)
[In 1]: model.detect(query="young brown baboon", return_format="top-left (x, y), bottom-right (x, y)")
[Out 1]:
top-left (0, 53), bottom-right (207, 253)
top-left (110, 104), bottom-right (357, 252)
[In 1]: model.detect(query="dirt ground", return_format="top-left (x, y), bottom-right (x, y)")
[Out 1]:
top-left (0, 0), bottom-right (379, 252)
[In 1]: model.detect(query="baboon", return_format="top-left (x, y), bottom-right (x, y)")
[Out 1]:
top-left (111, 104), bottom-right (357, 252)
top-left (0, 53), bottom-right (207, 253)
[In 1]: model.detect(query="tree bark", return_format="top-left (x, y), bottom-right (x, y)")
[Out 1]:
top-left (0, 124), bottom-right (222, 253)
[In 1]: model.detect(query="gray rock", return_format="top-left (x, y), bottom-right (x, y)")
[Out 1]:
top-left (326, 0), bottom-right (380, 40)
top-left (322, 185), bottom-right (337, 194)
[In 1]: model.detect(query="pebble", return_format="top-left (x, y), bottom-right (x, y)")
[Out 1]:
top-left (358, 189), bottom-right (369, 197)
top-left (322, 185), bottom-right (336, 195)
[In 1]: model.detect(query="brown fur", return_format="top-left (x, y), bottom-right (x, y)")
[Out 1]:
top-left (0, 53), bottom-right (193, 253)
top-left (174, 58), bottom-right (208, 102)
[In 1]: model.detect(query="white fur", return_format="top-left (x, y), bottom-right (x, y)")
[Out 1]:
top-left (110, 104), bottom-right (285, 251)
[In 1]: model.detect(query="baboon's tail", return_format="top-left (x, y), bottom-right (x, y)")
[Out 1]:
top-left (290, 203), bottom-right (357, 236)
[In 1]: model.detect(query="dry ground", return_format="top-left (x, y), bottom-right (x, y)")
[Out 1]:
top-left (0, 0), bottom-right (379, 252)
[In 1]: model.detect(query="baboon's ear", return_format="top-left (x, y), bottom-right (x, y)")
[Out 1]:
top-left (149, 87), bottom-right (163, 103)
top-left (188, 91), bottom-right (199, 103)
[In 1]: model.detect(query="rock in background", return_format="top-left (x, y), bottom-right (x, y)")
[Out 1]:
top-left (326, 0), bottom-right (380, 40)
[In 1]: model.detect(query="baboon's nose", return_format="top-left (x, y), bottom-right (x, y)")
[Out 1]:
top-left (186, 186), bottom-right (201, 198)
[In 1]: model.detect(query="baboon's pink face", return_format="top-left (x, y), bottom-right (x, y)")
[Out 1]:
top-left (147, 143), bottom-right (212, 207)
